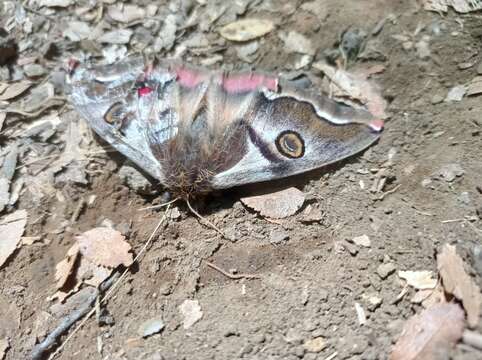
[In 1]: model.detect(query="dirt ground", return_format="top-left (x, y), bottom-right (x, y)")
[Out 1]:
top-left (1, 0), bottom-right (482, 359)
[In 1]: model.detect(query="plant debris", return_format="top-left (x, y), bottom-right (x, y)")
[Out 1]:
top-left (76, 227), bottom-right (133, 268)
top-left (179, 300), bottom-right (203, 329)
top-left (219, 19), bottom-right (274, 42)
top-left (437, 244), bottom-right (481, 328)
top-left (241, 187), bottom-right (305, 219)
top-left (398, 270), bottom-right (437, 290)
top-left (0, 210), bottom-right (27, 268)
top-left (390, 303), bottom-right (465, 360)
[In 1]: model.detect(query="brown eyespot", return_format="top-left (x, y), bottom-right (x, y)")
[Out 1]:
top-left (275, 131), bottom-right (305, 159)
top-left (104, 102), bottom-right (125, 124)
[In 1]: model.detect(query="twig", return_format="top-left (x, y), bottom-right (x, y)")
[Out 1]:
top-left (30, 274), bottom-right (117, 360)
top-left (441, 218), bottom-right (465, 224)
top-left (186, 198), bottom-right (226, 238)
top-left (324, 352), bottom-right (338, 360)
top-left (70, 198), bottom-right (85, 223)
top-left (46, 207), bottom-right (170, 360)
top-left (378, 184), bottom-right (401, 200)
top-left (205, 261), bottom-right (261, 280)
top-left (137, 197), bottom-right (179, 211)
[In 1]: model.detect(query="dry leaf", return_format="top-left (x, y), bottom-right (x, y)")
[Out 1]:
top-left (313, 62), bottom-right (388, 119)
top-left (241, 187), bottom-right (305, 219)
top-left (390, 303), bottom-right (465, 360)
top-left (466, 76), bottom-right (482, 96)
top-left (399, 270), bottom-right (437, 290)
top-left (54, 243), bottom-right (80, 289)
top-left (423, 0), bottom-right (482, 12)
top-left (279, 31), bottom-right (315, 56)
top-left (107, 4), bottom-right (146, 23)
top-left (39, 0), bottom-right (74, 7)
top-left (76, 227), bottom-right (133, 268)
top-left (437, 244), bottom-right (481, 328)
top-left (0, 210), bottom-right (27, 268)
top-left (0, 81), bottom-right (32, 101)
top-left (219, 19), bottom-right (274, 42)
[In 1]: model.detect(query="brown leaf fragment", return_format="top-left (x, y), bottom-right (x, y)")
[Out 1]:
top-left (0, 209), bottom-right (27, 268)
top-left (0, 81), bottom-right (32, 101)
top-left (466, 76), bottom-right (482, 96)
top-left (219, 19), bottom-right (274, 42)
top-left (313, 62), bottom-right (388, 119)
top-left (437, 244), bottom-right (481, 328)
top-left (423, 0), bottom-right (482, 13)
top-left (54, 243), bottom-right (80, 289)
top-left (390, 303), bottom-right (465, 360)
top-left (76, 227), bottom-right (133, 268)
top-left (241, 187), bottom-right (305, 219)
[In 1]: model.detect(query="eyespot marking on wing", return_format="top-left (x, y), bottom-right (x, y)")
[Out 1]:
top-left (104, 102), bottom-right (126, 124)
top-left (275, 131), bottom-right (305, 159)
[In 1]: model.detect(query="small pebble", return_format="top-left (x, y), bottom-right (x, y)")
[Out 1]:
top-left (377, 263), bottom-right (396, 279)
top-left (352, 234), bottom-right (371, 248)
top-left (24, 63), bottom-right (46, 77)
top-left (270, 229), bottom-right (289, 244)
top-left (304, 337), bottom-right (326, 353)
top-left (431, 94), bottom-right (444, 104)
top-left (137, 317), bottom-right (165, 338)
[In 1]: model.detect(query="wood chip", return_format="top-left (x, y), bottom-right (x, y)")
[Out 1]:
top-left (390, 303), bottom-right (465, 360)
top-left (0, 210), bottom-right (27, 268)
top-left (241, 187), bottom-right (305, 219)
top-left (219, 19), bottom-right (274, 42)
top-left (54, 244), bottom-right (80, 289)
top-left (76, 227), bottom-right (133, 268)
top-left (437, 244), bottom-right (481, 328)
top-left (398, 270), bottom-right (437, 290)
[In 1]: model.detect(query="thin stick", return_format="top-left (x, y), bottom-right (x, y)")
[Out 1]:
top-left (205, 261), bottom-right (260, 280)
top-left (186, 198), bottom-right (226, 238)
top-left (378, 184), bottom-right (401, 200)
top-left (47, 207), bottom-right (170, 360)
top-left (137, 197), bottom-right (179, 211)
top-left (324, 352), bottom-right (338, 360)
top-left (31, 274), bottom-right (117, 360)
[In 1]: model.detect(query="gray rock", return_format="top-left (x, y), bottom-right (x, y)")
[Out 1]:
top-left (477, 61), bottom-right (482, 75)
top-left (338, 334), bottom-right (369, 358)
top-left (118, 164), bottom-right (154, 193)
top-left (437, 163), bottom-right (464, 182)
top-left (377, 263), bottom-right (396, 279)
top-left (270, 229), bottom-right (289, 244)
top-left (138, 317), bottom-right (165, 338)
top-left (431, 94), bottom-right (444, 104)
top-left (24, 63), bottom-right (46, 77)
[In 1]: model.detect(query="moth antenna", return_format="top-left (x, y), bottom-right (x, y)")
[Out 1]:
top-left (137, 197), bottom-right (180, 211)
top-left (45, 207), bottom-right (171, 360)
top-left (186, 197), bottom-right (226, 239)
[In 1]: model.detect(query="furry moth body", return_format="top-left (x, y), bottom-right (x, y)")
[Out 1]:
top-left (68, 57), bottom-right (383, 197)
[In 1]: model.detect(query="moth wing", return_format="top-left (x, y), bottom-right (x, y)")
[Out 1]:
top-left (210, 83), bottom-right (383, 189)
top-left (68, 57), bottom-right (176, 182)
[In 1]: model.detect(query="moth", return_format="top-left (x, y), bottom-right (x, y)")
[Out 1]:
top-left (67, 57), bottom-right (383, 198)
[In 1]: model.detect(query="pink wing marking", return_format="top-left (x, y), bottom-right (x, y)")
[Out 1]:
top-left (175, 67), bottom-right (207, 88)
top-left (222, 73), bottom-right (278, 93)
top-left (368, 119), bottom-right (384, 132)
